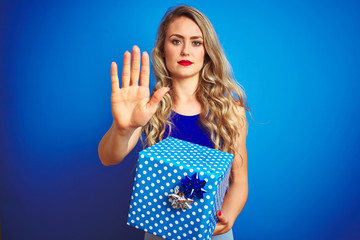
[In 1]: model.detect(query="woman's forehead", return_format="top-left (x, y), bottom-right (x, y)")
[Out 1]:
top-left (166, 16), bottom-right (203, 38)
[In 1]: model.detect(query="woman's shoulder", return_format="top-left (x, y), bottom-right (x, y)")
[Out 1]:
top-left (234, 102), bottom-right (246, 117)
top-left (228, 101), bottom-right (247, 127)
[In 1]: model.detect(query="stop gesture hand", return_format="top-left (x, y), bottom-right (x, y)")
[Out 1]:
top-left (110, 46), bottom-right (169, 133)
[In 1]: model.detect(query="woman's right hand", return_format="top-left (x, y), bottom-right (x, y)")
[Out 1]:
top-left (110, 46), bottom-right (169, 134)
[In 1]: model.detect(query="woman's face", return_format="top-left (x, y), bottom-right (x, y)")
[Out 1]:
top-left (163, 16), bottom-right (205, 80)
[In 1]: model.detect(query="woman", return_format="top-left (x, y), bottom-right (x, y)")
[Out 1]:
top-left (98, 5), bottom-right (249, 240)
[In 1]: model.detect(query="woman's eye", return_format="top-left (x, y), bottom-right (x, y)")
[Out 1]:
top-left (172, 40), bottom-right (181, 45)
top-left (193, 41), bottom-right (202, 46)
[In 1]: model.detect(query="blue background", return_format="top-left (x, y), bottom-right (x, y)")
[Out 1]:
top-left (1, 0), bottom-right (359, 239)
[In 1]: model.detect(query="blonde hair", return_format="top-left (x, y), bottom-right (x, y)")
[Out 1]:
top-left (142, 5), bottom-right (249, 158)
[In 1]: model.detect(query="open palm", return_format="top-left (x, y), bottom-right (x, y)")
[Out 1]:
top-left (110, 46), bottom-right (169, 131)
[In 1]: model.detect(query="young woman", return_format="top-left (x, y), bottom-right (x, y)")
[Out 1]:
top-left (98, 5), bottom-right (249, 240)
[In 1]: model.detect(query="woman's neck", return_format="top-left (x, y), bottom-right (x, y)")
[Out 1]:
top-left (171, 75), bottom-right (199, 102)
top-left (171, 75), bottom-right (202, 115)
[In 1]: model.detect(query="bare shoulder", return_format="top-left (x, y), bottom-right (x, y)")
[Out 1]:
top-left (231, 101), bottom-right (247, 125)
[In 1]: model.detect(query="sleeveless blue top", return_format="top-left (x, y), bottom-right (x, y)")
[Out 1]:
top-left (163, 111), bottom-right (214, 149)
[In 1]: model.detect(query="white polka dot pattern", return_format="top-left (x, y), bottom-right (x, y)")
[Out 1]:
top-left (126, 137), bottom-right (233, 240)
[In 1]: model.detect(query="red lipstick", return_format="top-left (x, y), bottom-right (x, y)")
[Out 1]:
top-left (178, 60), bottom-right (193, 66)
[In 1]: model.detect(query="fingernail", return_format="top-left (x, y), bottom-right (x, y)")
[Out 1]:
top-left (218, 210), bottom-right (222, 216)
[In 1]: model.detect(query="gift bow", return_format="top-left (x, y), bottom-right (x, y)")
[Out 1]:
top-left (181, 173), bottom-right (207, 199)
top-left (168, 186), bottom-right (194, 210)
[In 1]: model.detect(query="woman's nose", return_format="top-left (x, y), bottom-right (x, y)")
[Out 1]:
top-left (180, 42), bottom-right (190, 56)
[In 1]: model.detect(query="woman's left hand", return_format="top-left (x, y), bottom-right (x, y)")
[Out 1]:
top-left (212, 210), bottom-right (232, 236)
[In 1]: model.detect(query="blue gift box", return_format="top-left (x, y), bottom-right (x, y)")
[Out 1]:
top-left (127, 137), bottom-right (234, 240)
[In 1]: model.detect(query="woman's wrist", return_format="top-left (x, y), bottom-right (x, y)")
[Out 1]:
top-left (112, 121), bottom-right (138, 138)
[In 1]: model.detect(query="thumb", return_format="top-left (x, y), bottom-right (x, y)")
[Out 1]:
top-left (146, 87), bottom-right (170, 112)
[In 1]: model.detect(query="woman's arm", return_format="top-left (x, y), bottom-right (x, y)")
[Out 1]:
top-left (98, 122), bottom-right (142, 166)
top-left (213, 105), bottom-right (249, 235)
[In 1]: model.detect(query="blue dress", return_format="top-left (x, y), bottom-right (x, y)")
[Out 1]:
top-left (163, 111), bottom-right (214, 148)
top-left (143, 111), bottom-right (234, 240)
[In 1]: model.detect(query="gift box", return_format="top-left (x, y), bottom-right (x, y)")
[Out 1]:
top-left (126, 137), bottom-right (234, 240)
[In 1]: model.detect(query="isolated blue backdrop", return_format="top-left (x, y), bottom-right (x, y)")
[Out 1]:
top-left (1, 0), bottom-right (359, 239)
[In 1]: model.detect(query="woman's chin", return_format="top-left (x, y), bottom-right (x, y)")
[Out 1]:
top-left (170, 72), bottom-right (200, 80)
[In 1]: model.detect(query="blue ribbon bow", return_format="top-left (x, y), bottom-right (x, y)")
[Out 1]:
top-left (181, 173), bottom-right (207, 199)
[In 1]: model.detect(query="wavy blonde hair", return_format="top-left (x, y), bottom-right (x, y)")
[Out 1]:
top-left (142, 5), bottom-right (249, 158)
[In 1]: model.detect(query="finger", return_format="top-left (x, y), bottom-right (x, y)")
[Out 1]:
top-left (110, 62), bottom-right (119, 92)
top-left (146, 87), bottom-right (170, 111)
top-left (130, 45), bottom-right (141, 86)
top-left (216, 211), bottom-right (224, 221)
top-left (140, 51), bottom-right (150, 87)
top-left (122, 51), bottom-right (131, 88)
top-left (216, 210), bottom-right (228, 224)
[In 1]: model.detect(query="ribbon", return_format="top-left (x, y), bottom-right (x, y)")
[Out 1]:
top-left (168, 186), bottom-right (194, 210)
top-left (181, 172), bottom-right (207, 199)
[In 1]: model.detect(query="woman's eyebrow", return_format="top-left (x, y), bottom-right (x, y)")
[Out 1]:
top-left (168, 34), bottom-right (203, 39)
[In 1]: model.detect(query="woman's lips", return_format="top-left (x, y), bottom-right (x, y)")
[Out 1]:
top-left (178, 60), bottom-right (193, 66)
